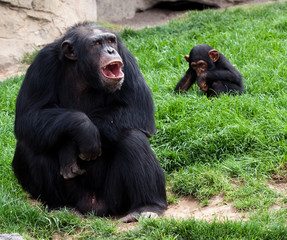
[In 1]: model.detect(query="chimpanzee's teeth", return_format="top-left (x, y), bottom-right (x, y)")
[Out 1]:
top-left (110, 71), bottom-right (115, 77)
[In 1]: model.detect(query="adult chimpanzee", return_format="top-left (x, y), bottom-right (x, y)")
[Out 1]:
top-left (12, 22), bottom-right (167, 223)
top-left (174, 44), bottom-right (244, 97)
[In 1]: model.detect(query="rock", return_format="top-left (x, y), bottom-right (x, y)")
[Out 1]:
top-left (0, 0), bottom-right (97, 69)
top-left (0, 233), bottom-right (25, 240)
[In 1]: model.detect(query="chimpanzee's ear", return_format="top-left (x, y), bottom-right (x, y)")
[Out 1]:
top-left (61, 40), bottom-right (77, 60)
top-left (208, 49), bottom-right (220, 62)
top-left (184, 55), bottom-right (190, 62)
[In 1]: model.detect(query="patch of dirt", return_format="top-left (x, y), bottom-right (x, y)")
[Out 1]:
top-left (161, 181), bottom-right (287, 224)
top-left (268, 180), bottom-right (287, 193)
top-left (164, 195), bottom-right (248, 222)
top-left (116, 195), bottom-right (247, 232)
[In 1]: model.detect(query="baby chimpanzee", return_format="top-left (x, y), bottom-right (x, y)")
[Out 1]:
top-left (174, 44), bottom-right (244, 97)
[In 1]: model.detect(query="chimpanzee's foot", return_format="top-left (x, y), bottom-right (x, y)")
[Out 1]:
top-left (60, 161), bottom-right (86, 179)
top-left (119, 205), bottom-right (166, 223)
top-left (119, 211), bottom-right (159, 223)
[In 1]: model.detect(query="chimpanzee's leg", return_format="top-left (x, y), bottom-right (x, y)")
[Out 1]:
top-left (208, 81), bottom-right (242, 97)
top-left (13, 141), bottom-right (72, 209)
top-left (13, 141), bottom-right (102, 213)
top-left (104, 128), bottom-right (167, 222)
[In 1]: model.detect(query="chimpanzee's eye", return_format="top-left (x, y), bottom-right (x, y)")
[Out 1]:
top-left (108, 37), bottom-right (116, 44)
top-left (92, 40), bottom-right (101, 46)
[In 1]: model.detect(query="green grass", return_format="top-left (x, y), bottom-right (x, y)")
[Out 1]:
top-left (1, 2), bottom-right (287, 239)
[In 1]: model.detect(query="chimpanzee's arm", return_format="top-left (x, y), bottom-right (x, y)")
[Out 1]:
top-left (205, 69), bottom-right (242, 85)
top-left (15, 108), bottom-right (101, 155)
top-left (174, 68), bottom-right (197, 93)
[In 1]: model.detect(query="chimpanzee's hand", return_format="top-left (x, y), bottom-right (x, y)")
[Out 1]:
top-left (197, 72), bottom-right (208, 91)
top-left (73, 115), bottom-right (102, 161)
top-left (59, 141), bottom-right (86, 179)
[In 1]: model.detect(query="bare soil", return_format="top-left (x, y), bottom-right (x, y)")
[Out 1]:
top-left (164, 180), bottom-right (287, 221)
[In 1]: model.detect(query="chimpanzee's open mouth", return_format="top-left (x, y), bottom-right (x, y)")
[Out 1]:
top-left (101, 61), bottom-right (124, 81)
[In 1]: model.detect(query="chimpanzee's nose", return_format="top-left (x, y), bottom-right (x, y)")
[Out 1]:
top-left (107, 48), bottom-right (115, 54)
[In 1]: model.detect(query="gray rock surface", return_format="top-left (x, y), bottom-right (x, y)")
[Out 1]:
top-left (0, 234), bottom-right (25, 240)
top-left (0, 0), bottom-right (97, 68)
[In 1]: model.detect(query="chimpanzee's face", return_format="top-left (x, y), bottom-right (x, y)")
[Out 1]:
top-left (87, 30), bottom-right (124, 92)
top-left (190, 60), bottom-right (208, 77)
top-left (61, 26), bottom-right (125, 92)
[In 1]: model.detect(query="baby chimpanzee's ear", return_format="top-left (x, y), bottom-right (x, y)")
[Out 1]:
top-left (208, 49), bottom-right (219, 62)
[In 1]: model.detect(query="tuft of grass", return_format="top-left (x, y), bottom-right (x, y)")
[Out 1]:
top-left (171, 164), bottom-right (231, 205)
top-left (119, 216), bottom-right (287, 240)
top-left (227, 180), bottom-right (279, 211)
top-left (21, 50), bottom-right (39, 65)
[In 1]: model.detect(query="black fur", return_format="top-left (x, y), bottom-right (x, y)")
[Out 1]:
top-left (174, 44), bottom-right (244, 97)
top-left (12, 22), bottom-right (167, 218)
